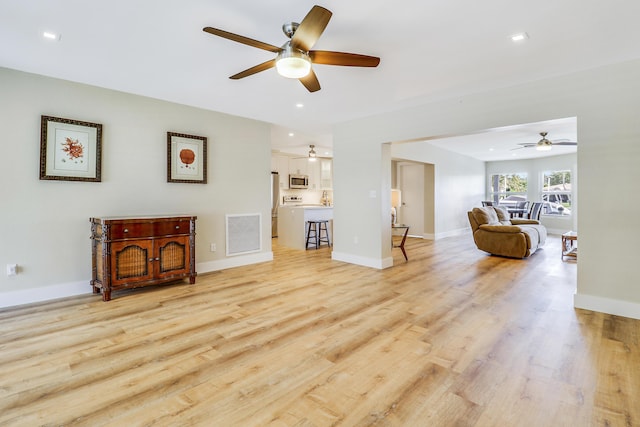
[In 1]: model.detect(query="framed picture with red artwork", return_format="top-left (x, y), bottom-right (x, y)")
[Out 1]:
top-left (40, 115), bottom-right (103, 182)
top-left (167, 131), bottom-right (207, 184)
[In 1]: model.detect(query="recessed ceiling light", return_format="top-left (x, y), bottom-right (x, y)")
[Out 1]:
top-left (288, 132), bottom-right (294, 137)
top-left (43, 31), bottom-right (60, 40)
top-left (295, 103), bottom-right (304, 108)
top-left (489, 148), bottom-right (495, 152)
top-left (510, 32), bottom-right (528, 42)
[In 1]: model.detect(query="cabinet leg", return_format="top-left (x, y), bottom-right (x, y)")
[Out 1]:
top-left (92, 285), bottom-right (100, 294)
top-left (189, 275), bottom-right (196, 284)
top-left (102, 290), bottom-right (112, 302)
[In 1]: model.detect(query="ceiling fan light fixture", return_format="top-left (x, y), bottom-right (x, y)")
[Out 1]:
top-left (276, 44), bottom-right (311, 79)
top-left (536, 132), bottom-right (553, 151)
top-left (308, 144), bottom-right (317, 161)
top-left (511, 32), bottom-right (529, 42)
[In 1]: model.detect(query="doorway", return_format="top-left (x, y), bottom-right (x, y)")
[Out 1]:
top-left (395, 161), bottom-right (435, 239)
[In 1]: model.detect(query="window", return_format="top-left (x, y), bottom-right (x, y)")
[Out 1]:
top-left (541, 170), bottom-right (572, 215)
top-left (489, 173), bottom-right (528, 205)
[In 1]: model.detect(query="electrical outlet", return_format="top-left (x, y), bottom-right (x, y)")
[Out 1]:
top-left (7, 264), bottom-right (17, 276)
top-left (210, 243), bottom-right (216, 252)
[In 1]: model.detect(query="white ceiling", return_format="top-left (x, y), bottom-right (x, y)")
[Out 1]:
top-left (424, 116), bottom-right (577, 162)
top-left (2, 1), bottom-right (639, 161)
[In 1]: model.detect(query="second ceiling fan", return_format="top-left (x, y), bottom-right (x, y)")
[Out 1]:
top-left (203, 5), bottom-right (380, 92)
top-left (513, 132), bottom-right (578, 151)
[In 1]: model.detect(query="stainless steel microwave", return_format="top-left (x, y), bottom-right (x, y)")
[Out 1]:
top-left (289, 174), bottom-right (309, 189)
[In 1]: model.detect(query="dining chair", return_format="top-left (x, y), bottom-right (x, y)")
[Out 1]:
top-left (515, 200), bottom-right (530, 218)
top-left (481, 201), bottom-right (494, 207)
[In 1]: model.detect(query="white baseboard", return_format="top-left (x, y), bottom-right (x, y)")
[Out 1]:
top-left (0, 252), bottom-right (275, 310)
top-left (409, 227), bottom-right (467, 241)
top-left (435, 227), bottom-right (468, 240)
top-left (332, 251), bottom-right (393, 269)
top-left (196, 252), bottom-right (273, 273)
top-left (574, 292), bottom-right (640, 320)
top-left (0, 281), bottom-right (90, 309)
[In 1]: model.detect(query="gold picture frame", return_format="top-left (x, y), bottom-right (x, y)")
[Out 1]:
top-left (40, 115), bottom-right (102, 182)
top-left (167, 132), bottom-right (207, 184)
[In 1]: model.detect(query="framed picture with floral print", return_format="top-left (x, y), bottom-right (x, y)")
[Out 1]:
top-left (40, 115), bottom-right (103, 182)
top-left (167, 131), bottom-right (207, 184)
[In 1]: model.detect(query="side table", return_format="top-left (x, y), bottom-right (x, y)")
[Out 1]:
top-left (561, 231), bottom-right (577, 261)
top-left (392, 224), bottom-right (410, 261)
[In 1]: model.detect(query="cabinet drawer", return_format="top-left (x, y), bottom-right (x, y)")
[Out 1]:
top-left (155, 220), bottom-right (190, 236)
top-left (110, 223), bottom-right (154, 239)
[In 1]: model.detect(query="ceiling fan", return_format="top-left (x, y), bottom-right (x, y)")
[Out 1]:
top-left (513, 132), bottom-right (578, 151)
top-left (293, 144), bottom-right (331, 161)
top-left (202, 5), bottom-right (380, 92)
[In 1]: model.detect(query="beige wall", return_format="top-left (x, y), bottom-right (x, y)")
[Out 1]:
top-left (332, 58), bottom-right (640, 319)
top-left (0, 68), bottom-right (272, 307)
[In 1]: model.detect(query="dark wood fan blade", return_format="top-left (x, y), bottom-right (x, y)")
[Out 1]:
top-left (553, 142), bottom-right (577, 146)
top-left (203, 27), bottom-right (281, 53)
top-left (230, 59), bottom-right (277, 80)
top-left (290, 5), bottom-right (332, 52)
top-left (310, 50), bottom-right (380, 67)
top-left (299, 69), bottom-right (321, 92)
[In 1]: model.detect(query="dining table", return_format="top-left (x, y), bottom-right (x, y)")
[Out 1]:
top-left (506, 207), bottom-right (528, 218)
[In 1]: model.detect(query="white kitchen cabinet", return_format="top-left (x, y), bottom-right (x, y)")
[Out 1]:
top-left (272, 155), bottom-right (291, 188)
top-left (271, 155), bottom-right (331, 191)
top-left (319, 158), bottom-right (332, 190)
top-left (307, 159), bottom-right (320, 190)
top-left (289, 158), bottom-right (309, 176)
top-left (301, 158), bottom-right (331, 190)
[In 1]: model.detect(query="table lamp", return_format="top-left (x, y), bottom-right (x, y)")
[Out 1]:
top-left (391, 189), bottom-right (402, 225)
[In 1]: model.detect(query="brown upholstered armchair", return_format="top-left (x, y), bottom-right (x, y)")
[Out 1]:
top-left (467, 206), bottom-right (547, 258)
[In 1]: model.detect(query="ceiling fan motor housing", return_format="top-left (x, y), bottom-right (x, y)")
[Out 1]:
top-left (282, 22), bottom-right (299, 38)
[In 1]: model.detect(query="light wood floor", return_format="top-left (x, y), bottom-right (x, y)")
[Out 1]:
top-left (1, 235), bottom-right (638, 426)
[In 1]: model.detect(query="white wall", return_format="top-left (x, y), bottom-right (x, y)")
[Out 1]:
top-left (392, 143), bottom-right (485, 239)
top-left (333, 58), bottom-right (640, 319)
top-left (486, 153), bottom-right (577, 234)
top-left (0, 68), bottom-right (272, 307)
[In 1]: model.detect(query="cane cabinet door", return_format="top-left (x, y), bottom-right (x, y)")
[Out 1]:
top-left (155, 236), bottom-right (191, 280)
top-left (110, 240), bottom-right (155, 287)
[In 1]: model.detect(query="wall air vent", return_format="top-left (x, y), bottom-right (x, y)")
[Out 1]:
top-left (226, 213), bottom-right (262, 256)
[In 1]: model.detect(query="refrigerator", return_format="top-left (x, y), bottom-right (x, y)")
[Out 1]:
top-left (271, 171), bottom-right (280, 237)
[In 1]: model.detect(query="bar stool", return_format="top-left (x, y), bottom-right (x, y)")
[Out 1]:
top-left (305, 220), bottom-right (331, 249)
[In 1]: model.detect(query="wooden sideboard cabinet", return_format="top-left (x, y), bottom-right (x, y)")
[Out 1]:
top-left (90, 215), bottom-right (197, 301)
